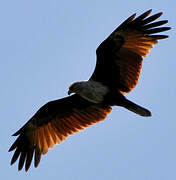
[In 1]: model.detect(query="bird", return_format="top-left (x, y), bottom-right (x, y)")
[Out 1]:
top-left (9, 9), bottom-right (170, 171)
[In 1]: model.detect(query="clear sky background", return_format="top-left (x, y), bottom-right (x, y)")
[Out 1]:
top-left (1, 0), bottom-right (175, 179)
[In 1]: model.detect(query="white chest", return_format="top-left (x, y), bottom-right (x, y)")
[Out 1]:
top-left (78, 81), bottom-right (109, 103)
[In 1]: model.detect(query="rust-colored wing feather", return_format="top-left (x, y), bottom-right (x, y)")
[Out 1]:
top-left (90, 9), bottom-right (170, 93)
top-left (9, 95), bottom-right (112, 171)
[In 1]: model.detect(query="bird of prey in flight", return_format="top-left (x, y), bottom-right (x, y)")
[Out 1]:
top-left (9, 9), bottom-right (170, 171)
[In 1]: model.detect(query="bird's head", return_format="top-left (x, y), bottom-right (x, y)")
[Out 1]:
top-left (68, 81), bottom-right (85, 95)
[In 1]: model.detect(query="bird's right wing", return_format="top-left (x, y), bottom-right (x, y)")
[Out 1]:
top-left (90, 10), bottom-right (170, 93)
top-left (9, 95), bottom-right (112, 171)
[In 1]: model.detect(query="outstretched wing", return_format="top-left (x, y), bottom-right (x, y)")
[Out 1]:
top-left (90, 9), bottom-right (170, 93)
top-left (9, 95), bottom-right (112, 171)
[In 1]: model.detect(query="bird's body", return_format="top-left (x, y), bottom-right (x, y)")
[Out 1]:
top-left (9, 10), bottom-right (170, 171)
top-left (68, 81), bottom-right (109, 103)
top-left (68, 80), bottom-right (151, 116)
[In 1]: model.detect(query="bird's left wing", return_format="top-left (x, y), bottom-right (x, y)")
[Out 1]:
top-left (90, 10), bottom-right (170, 93)
top-left (9, 94), bottom-right (112, 171)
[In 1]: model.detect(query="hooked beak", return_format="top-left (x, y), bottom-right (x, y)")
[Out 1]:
top-left (68, 90), bottom-right (72, 95)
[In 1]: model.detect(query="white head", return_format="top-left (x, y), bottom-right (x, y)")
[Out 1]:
top-left (68, 80), bottom-right (109, 103)
top-left (68, 81), bottom-right (86, 95)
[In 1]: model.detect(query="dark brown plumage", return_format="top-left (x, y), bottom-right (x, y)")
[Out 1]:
top-left (9, 95), bottom-right (112, 171)
top-left (90, 10), bottom-right (170, 93)
top-left (9, 10), bottom-right (170, 171)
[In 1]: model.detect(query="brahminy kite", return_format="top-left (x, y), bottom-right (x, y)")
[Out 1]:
top-left (9, 9), bottom-right (170, 171)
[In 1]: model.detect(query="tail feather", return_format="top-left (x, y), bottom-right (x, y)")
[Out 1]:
top-left (121, 99), bottom-right (152, 117)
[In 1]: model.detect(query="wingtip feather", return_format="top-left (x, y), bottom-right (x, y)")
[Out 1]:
top-left (134, 9), bottom-right (152, 21)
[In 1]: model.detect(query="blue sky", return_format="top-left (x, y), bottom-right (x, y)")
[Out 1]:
top-left (1, 0), bottom-right (175, 179)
